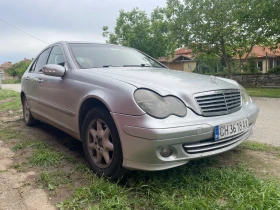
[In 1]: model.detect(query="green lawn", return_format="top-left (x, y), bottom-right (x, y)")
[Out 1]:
top-left (2, 79), bottom-right (21, 84)
top-left (0, 89), bottom-right (21, 112)
top-left (246, 88), bottom-right (280, 98)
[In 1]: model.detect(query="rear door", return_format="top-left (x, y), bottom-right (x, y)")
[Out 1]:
top-left (23, 48), bottom-right (51, 115)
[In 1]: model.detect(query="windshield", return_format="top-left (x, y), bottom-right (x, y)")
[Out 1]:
top-left (69, 43), bottom-right (165, 69)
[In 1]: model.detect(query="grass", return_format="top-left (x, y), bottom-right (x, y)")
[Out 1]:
top-left (0, 89), bottom-right (21, 112)
top-left (29, 149), bottom-right (64, 167)
top-left (0, 98), bottom-right (21, 111)
top-left (0, 89), bottom-right (19, 100)
top-left (2, 79), bottom-right (21, 84)
top-left (39, 171), bottom-right (72, 190)
top-left (246, 88), bottom-right (280, 98)
top-left (0, 126), bottom-right (26, 140)
top-left (240, 141), bottom-right (280, 152)
top-left (12, 140), bottom-right (49, 151)
top-left (58, 160), bottom-right (280, 210)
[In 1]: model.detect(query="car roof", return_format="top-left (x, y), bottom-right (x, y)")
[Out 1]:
top-left (52, 41), bottom-right (126, 48)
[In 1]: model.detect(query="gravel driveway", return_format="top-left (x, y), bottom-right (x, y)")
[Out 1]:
top-left (1, 84), bottom-right (279, 147)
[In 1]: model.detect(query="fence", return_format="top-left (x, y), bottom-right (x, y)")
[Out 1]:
top-left (216, 73), bottom-right (280, 87)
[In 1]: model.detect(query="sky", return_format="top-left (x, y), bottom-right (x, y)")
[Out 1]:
top-left (0, 0), bottom-right (166, 64)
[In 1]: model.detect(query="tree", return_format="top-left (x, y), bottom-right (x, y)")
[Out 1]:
top-left (102, 8), bottom-right (175, 59)
top-left (6, 61), bottom-right (31, 78)
top-left (164, 0), bottom-right (280, 77)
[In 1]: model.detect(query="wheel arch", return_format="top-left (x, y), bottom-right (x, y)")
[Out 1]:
top-left (78, 97), bottom-right (112, 140)
top-left (20, 91), bottom-right (25, 104)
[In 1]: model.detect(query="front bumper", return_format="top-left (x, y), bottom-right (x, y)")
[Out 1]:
top-left (111, 103), bottom-right (259, 171)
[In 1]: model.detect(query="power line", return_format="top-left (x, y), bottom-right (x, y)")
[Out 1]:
top-left (0, 18), bottom-right (49, 45)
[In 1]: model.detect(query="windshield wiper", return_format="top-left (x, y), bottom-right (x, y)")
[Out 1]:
top-left (123, 64), bottom-right (152, 67)
top-left (103, 65), bottom-right (121, 68)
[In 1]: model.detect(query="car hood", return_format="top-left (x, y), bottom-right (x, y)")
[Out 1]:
top-left (81, 67), bottom-right (240, 114)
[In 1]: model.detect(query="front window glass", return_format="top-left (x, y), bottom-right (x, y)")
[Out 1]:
top-left (35, 48), bottom-right (51, 72)
top-left (47, 45), bottom-right (66, 66)
top-left (69, 43), bottom-right (164, 69)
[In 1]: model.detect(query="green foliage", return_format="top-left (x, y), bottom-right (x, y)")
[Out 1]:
top-left (6, 60), bottom-right (31, 78)
top-left (268, 66), bottom-right (280, 73)
top-left (242, 59), bottom-right (259, 73)
top-left (164, 0), bottom-right (280, 77)
top-left (195, 53), bottom-right (223, 74)
top-left (102, 8), bottom-right (175, 58)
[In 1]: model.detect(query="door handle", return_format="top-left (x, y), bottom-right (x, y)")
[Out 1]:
top-left (25, 76), bottom-right (29, 80)
top-left (37, 79), bottom-right (44, 83)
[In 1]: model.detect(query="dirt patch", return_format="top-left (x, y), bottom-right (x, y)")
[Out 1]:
top-left (0, 140), bottom-right (56, 210)
top-left (217, 148), bottom-right (280, 181)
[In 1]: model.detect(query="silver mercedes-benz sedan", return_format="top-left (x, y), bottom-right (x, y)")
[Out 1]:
top-left (21, 41), bottom-right (259, 178)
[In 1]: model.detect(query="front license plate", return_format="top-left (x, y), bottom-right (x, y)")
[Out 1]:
top-left (214, 118), bottom-right (249, 140)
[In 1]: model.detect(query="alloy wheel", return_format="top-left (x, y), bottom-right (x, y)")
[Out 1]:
top-left (86, 119), bottom-right (114, 168)
top-left (24, 98), bottom-right (30, 121)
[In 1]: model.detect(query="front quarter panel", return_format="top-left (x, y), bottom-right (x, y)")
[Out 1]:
top-left (68, 69), bottom-right (145, 117)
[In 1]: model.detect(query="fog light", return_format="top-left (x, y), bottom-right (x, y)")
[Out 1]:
top-left (160, 147), bottom-right (173, 157)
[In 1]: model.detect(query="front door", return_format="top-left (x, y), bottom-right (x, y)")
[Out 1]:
top-left (38, 45), bottom-right (73, 131)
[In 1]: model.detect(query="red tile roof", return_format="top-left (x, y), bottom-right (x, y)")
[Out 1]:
top-left (247, 45), bottom-right (280, 58)
top-left (175, 47), bottom-right (193, 56)
top-left (0, 61), bottom-right (13, 69)
top-left (158, 54), bottom-right (192, 62)
top-left (158, 47), bottom-right (193, 62)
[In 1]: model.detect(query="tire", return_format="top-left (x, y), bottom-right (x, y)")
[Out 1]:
top-left (22, 95), bottom-right (37, 126)
top-left (82, 107), bottom-right (127, 180)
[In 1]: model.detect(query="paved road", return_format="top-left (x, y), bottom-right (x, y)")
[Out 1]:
top-left (1, 84), bottom-right (21, 92)
top-left (1, 84), bottom-right (279, 146)
top-left (248, 97), bottom-right (280, 147)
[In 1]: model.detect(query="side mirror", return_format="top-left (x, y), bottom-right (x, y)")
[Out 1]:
top-left (42, 64), bottom-right (66, 77)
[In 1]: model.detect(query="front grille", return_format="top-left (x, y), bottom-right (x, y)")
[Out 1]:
top-left (194, 89), bottom-right (241, 116)
top-left (183, 126), bottom-right (251, 154)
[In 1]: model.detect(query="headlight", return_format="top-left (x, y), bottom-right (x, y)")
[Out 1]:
top-left (239, 84), bottom-right (252, 105)
top-left (134, 89), bottom-right (187, 118)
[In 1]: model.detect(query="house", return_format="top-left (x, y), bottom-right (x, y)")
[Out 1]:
top-left (0, 58), bottom-right (32, 80)
top-left (158, 47), bottom-right (197, 72)
top-left (238, 45), bottom-right (280, 73)
top-left (0, 61), bottom-right (13, 80)
top-left (159, 45), bottom-right (280, 74)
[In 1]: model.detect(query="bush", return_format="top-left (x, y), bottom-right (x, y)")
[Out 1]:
top-left (6, 61), bottom-right (31, 78)
top-left (268, 66), bottom-right (280, 73)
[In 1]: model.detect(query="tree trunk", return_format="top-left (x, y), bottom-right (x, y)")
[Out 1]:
top-left (221, 39), bottom-right (232, 79)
